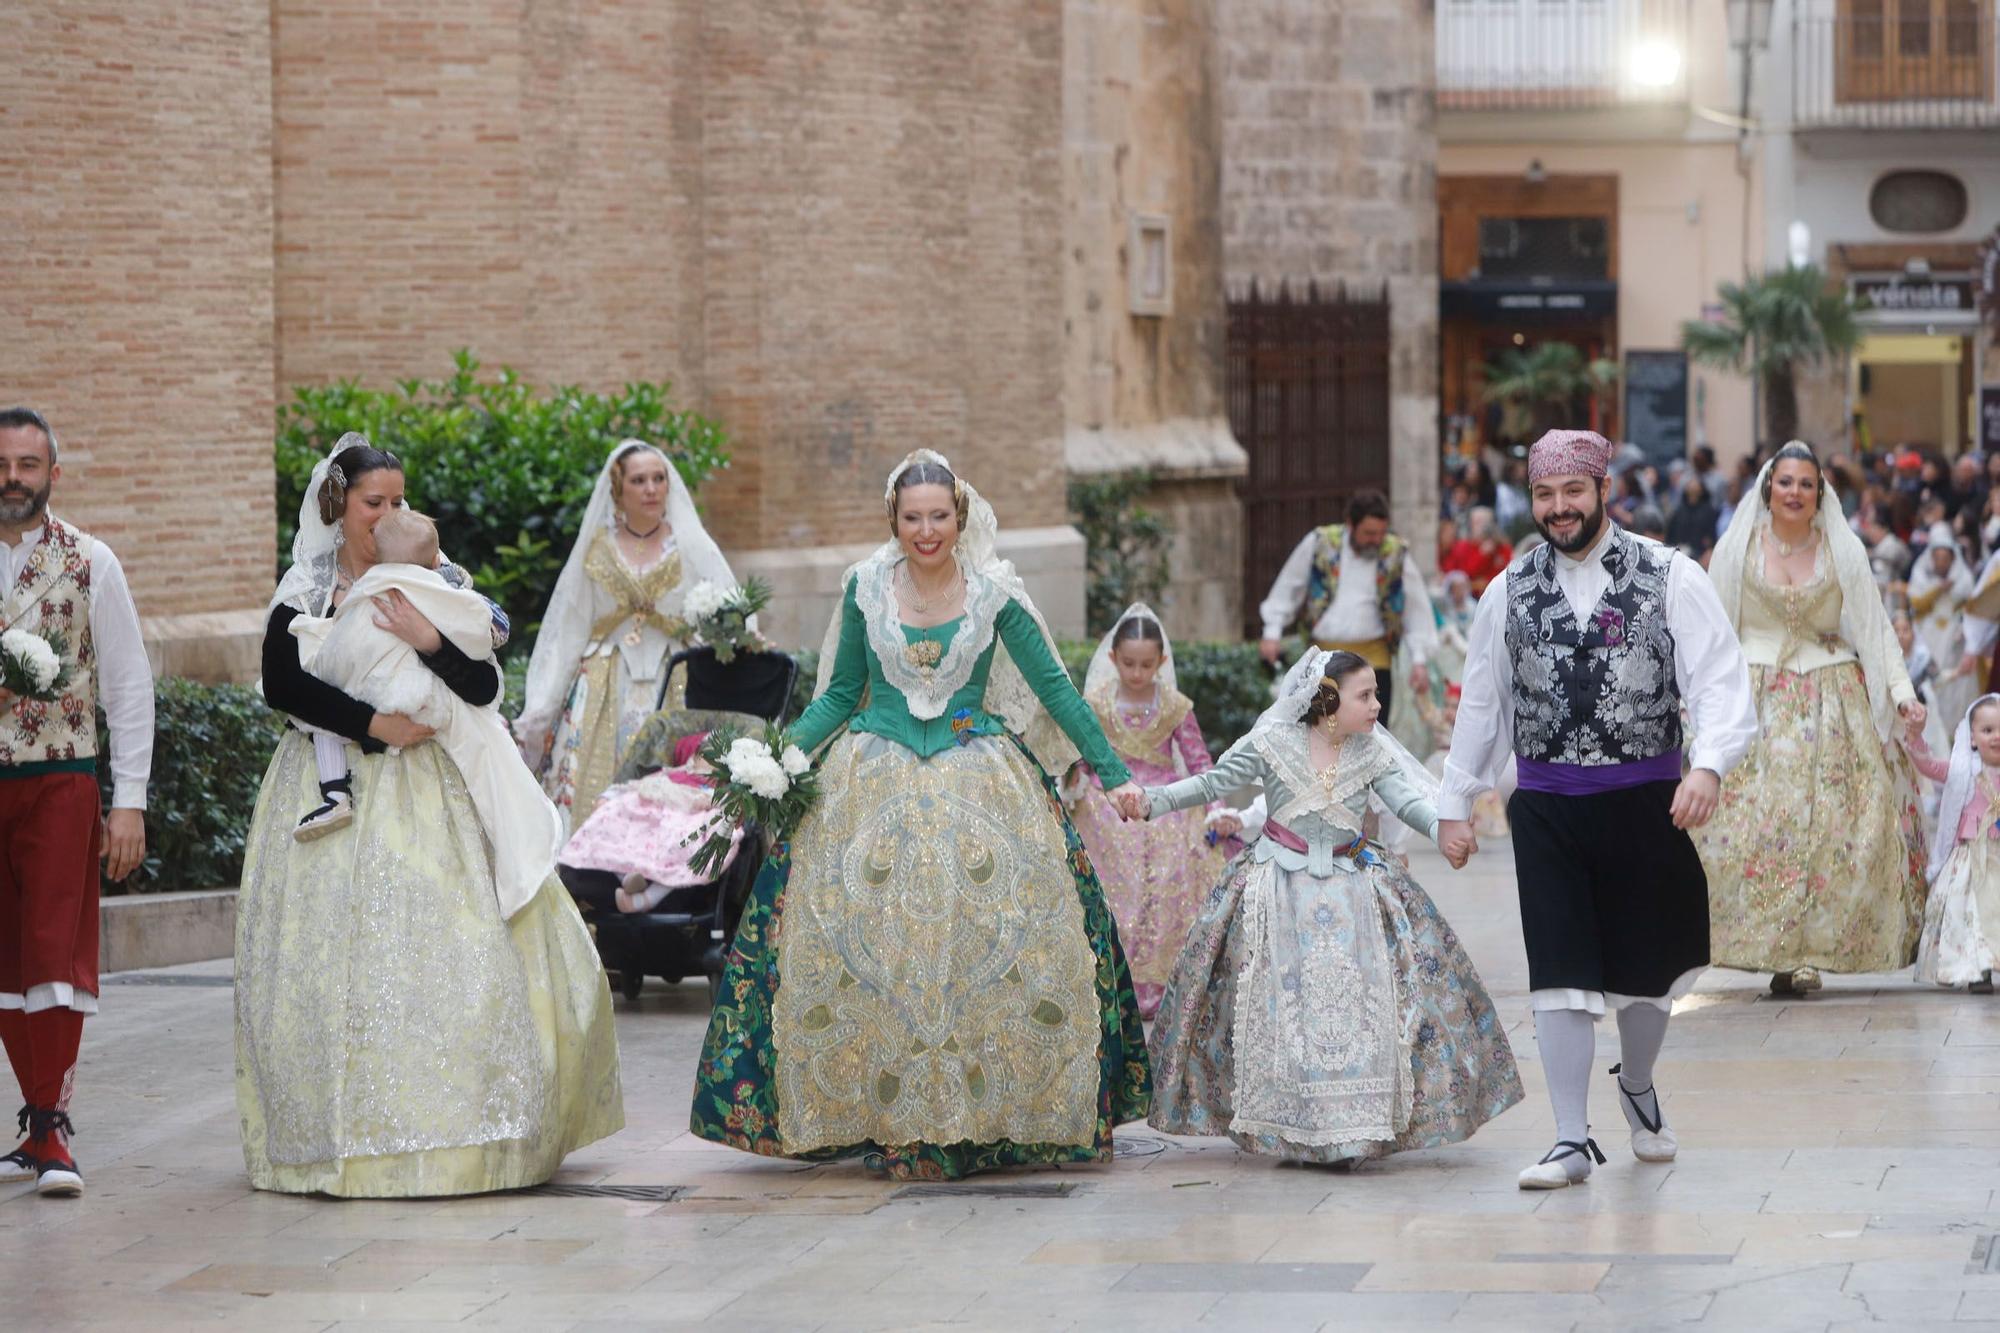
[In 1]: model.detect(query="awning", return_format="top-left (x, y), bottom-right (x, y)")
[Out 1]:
top-left (1441, 279), bottom-right (1618, 321)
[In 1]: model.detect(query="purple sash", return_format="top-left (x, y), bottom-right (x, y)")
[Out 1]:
top-left (1261, 818), bottom-right (1310, 853)
top-left (1516, 749), bottom-right (1682, 796)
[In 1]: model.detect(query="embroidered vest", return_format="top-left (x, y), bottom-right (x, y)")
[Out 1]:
top-left (0, 515), bottom-right (98, 769)
top-left (1501, 527), bottom-right (1680, 766)
top-left (1302, 524), bottom-right (1407, 651)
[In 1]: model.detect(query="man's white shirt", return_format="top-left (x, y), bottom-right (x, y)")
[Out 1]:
top-left (1438, 531), bottom-right (1756, 823)
top-left (1259, 531), bottom-right (1439, 664)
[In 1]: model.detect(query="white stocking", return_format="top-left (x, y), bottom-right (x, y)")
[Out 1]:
top-left (1533, 1007), bottom-right (1598, 1180)
top-left (1613, 1002), bottom-right (1670, 1130)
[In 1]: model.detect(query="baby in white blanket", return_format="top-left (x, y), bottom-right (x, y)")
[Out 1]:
top-left (289, 509), bottom-right (562, 920)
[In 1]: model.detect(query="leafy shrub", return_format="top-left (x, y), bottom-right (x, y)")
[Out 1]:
top-left (97, 679), bottom-right (287, 896)
top-left (276, 350), bottom-right (729, 649)
top-left (1067, 471), bottom-right (1172, 637)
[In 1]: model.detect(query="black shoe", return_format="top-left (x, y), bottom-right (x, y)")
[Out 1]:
top-left (26, 1108), bottom-right (79, 1199)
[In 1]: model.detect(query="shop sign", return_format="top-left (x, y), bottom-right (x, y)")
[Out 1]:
top-left (1440, 280), bottom-right (1617, 320)
top-left (1624, 350), bottom-right (1688, 467)
top-left (1849, 273), bottom-right (1975, 314)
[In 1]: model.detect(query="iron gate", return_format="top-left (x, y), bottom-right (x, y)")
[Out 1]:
top-left (1227, 280), bottom-right (1392, 638)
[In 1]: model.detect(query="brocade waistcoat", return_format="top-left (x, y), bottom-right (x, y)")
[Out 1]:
top-left (1501, 527), bottom-right (1680, 767)
top-left (0, 515), bottom-right (98, 769)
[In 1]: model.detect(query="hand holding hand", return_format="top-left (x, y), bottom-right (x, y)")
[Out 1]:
top-left (1410, 663), bottom-right (1432, 696)
top-left (1669, 768), bottom-right (1721, 830)
top-left (372, 588), bottom-right (444, 655)
top-left (1210, 813), bottom-right (1243, 840)
top-left (1107, 782), bottom-right (1147, 821)
top-left (368, 712), bottom-right (436, 749)
top-left (102, 809), bottom-right (146, 882)
top-left (1897, 698), bottom-right (1928, 731)
top-left (1438, 817), bottom-right (1477, 870)
top-left (1258, 637), bottom-right (1283, 666)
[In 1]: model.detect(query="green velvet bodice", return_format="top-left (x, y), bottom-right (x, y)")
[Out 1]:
top-left (789, 579), bottom-right (1132, 787)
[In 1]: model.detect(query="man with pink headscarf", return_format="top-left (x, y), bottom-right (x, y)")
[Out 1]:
top-left (1438, 430), bottom-right (1757, 1192)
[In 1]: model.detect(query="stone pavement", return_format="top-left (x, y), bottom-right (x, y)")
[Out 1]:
top-left (4, 841), bottom-right (1999, 1331)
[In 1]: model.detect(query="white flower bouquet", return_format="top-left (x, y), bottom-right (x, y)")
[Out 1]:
top-left (0, 627), bottom-right (70, 704)
top-left (682, 721), bottom-right (818, 879)
top-left (685, 576), bottom-right (774, 664)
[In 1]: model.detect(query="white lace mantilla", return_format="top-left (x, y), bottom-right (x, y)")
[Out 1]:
top-left (851, 555), bottom-right (1007, 719)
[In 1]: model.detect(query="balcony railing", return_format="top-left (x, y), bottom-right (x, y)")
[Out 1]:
top-left (1793, 4), bottom-right (2000, 128)
top-left (1438, 0), bottom-right (1692, 110)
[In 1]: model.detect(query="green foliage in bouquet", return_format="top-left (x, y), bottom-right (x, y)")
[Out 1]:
top-left (689, 576), bottom-right (774, 665)
top-left (275, 349), bottom-right (729, 649)
top-left (683, 722), bottom-right (820, 880)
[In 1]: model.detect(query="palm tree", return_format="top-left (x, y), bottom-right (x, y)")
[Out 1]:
top-left (1479, 341), bottom-right (1621, 441)
top-left (1680, 264), bottom-right (1860, 449)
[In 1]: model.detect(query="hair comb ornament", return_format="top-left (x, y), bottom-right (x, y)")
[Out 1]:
top-left (327, 463), bottom-right (348, 490)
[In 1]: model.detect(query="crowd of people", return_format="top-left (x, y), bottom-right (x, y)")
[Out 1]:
top-left (5, 405), bottom-right (1996, 1206)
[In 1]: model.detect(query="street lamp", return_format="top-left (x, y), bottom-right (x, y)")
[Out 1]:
top-left (1726, 0), bottom-right (1776, 52)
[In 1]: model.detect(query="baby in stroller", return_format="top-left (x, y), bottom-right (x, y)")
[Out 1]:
top-left (559, 729), bottom-right (746, 913)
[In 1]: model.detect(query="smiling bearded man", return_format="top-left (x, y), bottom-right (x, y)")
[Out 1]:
top-left (0, 407), bottom-right (154, 1200)
top-left (1437, 430), bottom-right (1757, 1191)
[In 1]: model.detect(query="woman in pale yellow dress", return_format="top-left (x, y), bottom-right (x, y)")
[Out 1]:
top-left (516, 440), bottom-right (744, 830)
top-left (1698, 442), bottom-right (1929, 994)
top-left (239, 436), bottom-right (622, 1197)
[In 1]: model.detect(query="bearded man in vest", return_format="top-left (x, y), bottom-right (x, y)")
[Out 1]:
top-left (1439, 429), bottom-right (1756, 1191)
top-left (1256, 489), bottom-right (1438, 715)
top-left (0, 407), bottom-right (153, 1199)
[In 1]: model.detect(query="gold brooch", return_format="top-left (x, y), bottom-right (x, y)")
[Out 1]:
top-left (905, 639), bottom-right (944, 671)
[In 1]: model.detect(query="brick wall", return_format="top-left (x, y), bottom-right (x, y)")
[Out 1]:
top-left (274, 0), bottom-right (1068, 555)
top-left (1, 3), bottom-right (276, 626)
top-left (1219, 0), bottom-right (1441, 567)
top-left (696, 1), bottom-right (1068, 550)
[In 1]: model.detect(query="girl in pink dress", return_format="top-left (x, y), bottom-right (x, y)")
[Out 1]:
top-left (1068, 605), bottom-right (1240, 1018)
top-left (1906, 694), bottom-right (2000, 993)
top-left (559, 730), bottom-right (745, 913)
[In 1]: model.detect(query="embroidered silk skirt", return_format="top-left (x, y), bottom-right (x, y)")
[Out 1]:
top-left (1068, 771), bottom-right (1226, 1020)
top-left (690, 732), bottom-right (1151, 1180)
top-left (1147, 852), bottom-right (1521, 1163)
top-left (1698, 661), bottom-right (1927, 975)
top-left (236, 731), bottom-right (624, 1198)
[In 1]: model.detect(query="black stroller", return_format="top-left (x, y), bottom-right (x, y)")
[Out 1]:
top-left (557, 645), bottom-right (798, 1004)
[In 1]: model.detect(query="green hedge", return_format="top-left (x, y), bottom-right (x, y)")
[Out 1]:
top-left (97, 678), bottom-right (287, 896)
top-left (784, 638), bottom-right (1270, 759)
top-left (276, 350), bottom-right (728, 650)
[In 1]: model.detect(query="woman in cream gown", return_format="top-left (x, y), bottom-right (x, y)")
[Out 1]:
top-left (239, 435), bottom-right (622, 1197)
top-left (1697, 442), bottom-right (1929, 993)
top-left (691, 451), bottom-right (1151, 1180)
top-left (517, 440), bottom-right (743, 830)
top-left (1908, 522), bottom-right (1977, 734)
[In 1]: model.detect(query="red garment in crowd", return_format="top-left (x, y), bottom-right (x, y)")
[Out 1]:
top-left (1440, 538), bottom-right (1514, 595)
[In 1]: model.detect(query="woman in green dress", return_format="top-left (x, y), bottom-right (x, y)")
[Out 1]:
top-left (691, 450), bottom-right (1152, 1179)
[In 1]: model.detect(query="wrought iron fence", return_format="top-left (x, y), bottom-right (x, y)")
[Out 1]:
top-left (1793, 5), bottom-right (2000, 128)
top-left (1438, 0), bottom-right (1691, 109)
top-left (1226, 281), bottom-right (1391, 639)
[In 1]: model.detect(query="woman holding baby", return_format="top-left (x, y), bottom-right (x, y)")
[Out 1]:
top-left (235, 432), bottom-right (622, 1198)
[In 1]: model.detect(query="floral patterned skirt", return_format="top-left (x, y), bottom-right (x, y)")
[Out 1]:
top-left (1069, 776), bottom-right (1227, 1019)
top-left (1916, 837), bottom-right (2000, 986)
top-left (1147, 853), bottom-right (1522, 1163)
top-left (689, 733), bottom-right (1150, 1180)
top-left (1698, 661), bottom-right (1927, 974)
